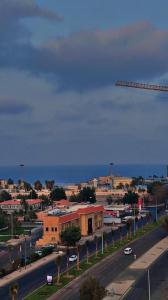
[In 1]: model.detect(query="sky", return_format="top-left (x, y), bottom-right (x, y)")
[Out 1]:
top-left (1, 0), bottom-right (168, 166)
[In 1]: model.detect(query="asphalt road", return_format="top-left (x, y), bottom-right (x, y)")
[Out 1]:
top-left (0, 219), bottom-right (165, 300)
top-left (47, 227), bottom-right (166, 300)
top-left (124, 250), bottom-right (168, 300)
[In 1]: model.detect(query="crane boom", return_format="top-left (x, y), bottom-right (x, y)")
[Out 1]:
top-left (115, 80), bottom-right (168, 92)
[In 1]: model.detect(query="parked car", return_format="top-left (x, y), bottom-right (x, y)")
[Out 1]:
top-left (35, 250), bottom-right (43, 257)
top-left (55, 250), bottom-right (64, 255)
top-left (124, 247), bottom-right (133, 255)
top-left (69, 254), bottom-right (77, 262)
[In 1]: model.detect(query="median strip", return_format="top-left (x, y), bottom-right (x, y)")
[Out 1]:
top-left (24, 221), bottom-right (161, 300)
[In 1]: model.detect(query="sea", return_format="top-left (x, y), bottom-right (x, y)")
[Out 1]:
top-left (0, 164), bottom-right (167, 186)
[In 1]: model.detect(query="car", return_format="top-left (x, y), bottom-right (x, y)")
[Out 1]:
top-left (35, 250), bottom-right (43, 256)
top-left (69, 254), bottom-right (77, 262)
top-left (124, 247), bottom-right (133, 255)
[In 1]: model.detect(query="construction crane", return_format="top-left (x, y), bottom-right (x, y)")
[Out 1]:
top-left (115, 80), bottom-right (168, 92)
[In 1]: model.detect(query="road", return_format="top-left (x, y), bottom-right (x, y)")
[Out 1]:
top-left (124, 250), bottom-right (168, 300)
top-left (42, 227), bottom-right (166, 300)
top-left (0, 218), bottom-right (164, 300)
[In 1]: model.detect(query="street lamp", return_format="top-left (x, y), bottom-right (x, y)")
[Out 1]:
top-left (148, 269), bottom-right (151, 300)
top-left (155, 197), bottom-right (158, 222)
top-left (101, 230), bottom-right (104, 255)
top-left (133, 203), bottom-right (136, 236)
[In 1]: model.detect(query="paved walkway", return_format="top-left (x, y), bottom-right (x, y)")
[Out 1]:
top-left (0, 252), bottom-right (59, 287)
top-left (103, 236), bottom-right (168, 300)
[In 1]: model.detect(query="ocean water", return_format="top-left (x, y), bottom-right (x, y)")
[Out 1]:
top-left (0, 164), bottom-right (166, 185)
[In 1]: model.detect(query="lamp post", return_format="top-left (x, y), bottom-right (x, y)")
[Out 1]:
top-left (155, 197), bottom-right (158, 222)
top-left (101, 230), bottom-right (104, 255)
top-left (148, 269), bottom-right (151, 300)
top-left (133, 203), bottom-right (136, 236)
top-left (24, 237), bottom-right (27, 270)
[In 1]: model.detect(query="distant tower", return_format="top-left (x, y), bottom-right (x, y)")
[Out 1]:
top-left (109, 162), bottom-right (114, 188)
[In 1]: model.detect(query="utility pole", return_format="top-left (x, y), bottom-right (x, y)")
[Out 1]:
top-left (148, 269), bottom-right (151, 300)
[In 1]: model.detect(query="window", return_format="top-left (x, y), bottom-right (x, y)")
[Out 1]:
top-left (55, 227), bottom-right (57, 232)
top-left (51, 227), bottom-right (54, 232)
top-left (46, 227), bottom-right (49, 232)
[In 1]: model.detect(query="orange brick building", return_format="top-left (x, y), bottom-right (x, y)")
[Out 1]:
top-left (36, 204), bottom-right (104, 246)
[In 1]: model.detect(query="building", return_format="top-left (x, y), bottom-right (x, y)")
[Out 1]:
top-left (0, 199), bottom-right (42, 213)
top-left (112, 176), bottom-right (132, 188)
top-left (36, 203), bottom-right (104, 246)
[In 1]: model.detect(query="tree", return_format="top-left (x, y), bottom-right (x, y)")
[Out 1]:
top-left (148, 182), bottom-right (167, 204)
top-left (10, 282), bottom-right (19, 300)
top-left (0, 210), bottom-right (8, 229)
top-left (79, 187), bottom-right (96, 203)
top-left (61, 226), bottom-right (81, 246)
top-left (55, 255), bottom-right (62, 285)
top-left (116, 183), bottom-right (124, 189)
top-left (34, 180), bottom-right (42, 191)
top-left (94, 235), bottom-right (99, 257)
top-left (106, 196), bottom-right (113, 205)
top-left (21, 199), bottom-right (29, 213)
top-left (69, 194), bottom-right (80, 203)
top-left (7, 178), bottom-right (14, 185)
top-left (76, 244), bottom-right (81, 271)
top-left (111, 228), bottom-right (115, 247)
top-left (65, 247), bottom-right (70, 277)
top-left (50, 186), bottom-right (67, 201)
top-left (80, 276), bottom-right (106, 300)
top-left (162, 216), bottom-right (168, 233)
top-left (0, 190), bottom-right (11, 201)
top-left (45, 180), bottom-right (55, 191)
top-left (29, 189), bottom-right (38, 199)
top-left (85, 240), bottom-right (91, 264)
top-left (123, 191), bottom-right (138, 205)
top-left (38, 195), bottom-right (51, 208)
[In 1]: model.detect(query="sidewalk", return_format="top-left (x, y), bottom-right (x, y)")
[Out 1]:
top-left (0, 252), bottom-right (59, 287)
top-left (103, 236), bottom-right (168, 300)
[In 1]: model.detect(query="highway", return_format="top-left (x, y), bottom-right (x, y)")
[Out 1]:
top-left (124, 250), bottom-right (168, 300)
top-left (49, 227), bottom-right (166, 300)
top-left (0, 218), bottom-right (165, 300)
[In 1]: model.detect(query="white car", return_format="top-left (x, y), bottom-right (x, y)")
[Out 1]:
top-left (35, 250), bottom-right (43, 256)
top-left (124, 247), bottom-right (133, 255)
top-left (69, 254), bottom-right (77, 262)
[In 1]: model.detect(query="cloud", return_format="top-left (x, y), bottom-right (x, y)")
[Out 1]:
top-left (0, 0), bottom-right (62, 22)
top-left (0, 100), bottom-right (32, 115)
top-left (28, 22), bottom-right (168, 91)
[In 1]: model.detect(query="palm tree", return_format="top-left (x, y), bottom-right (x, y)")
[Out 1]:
top-left (76, 244), bottom-right (81, 271)
top-left (118, 226), bottom-right (123, 243)
top-left (10, 282), bottom-right (18, 300)
top-left (111, 228), bottom-right (115, 247)
top-left (126, 221), bottom-right (131, 239)
top-left (65, 247), bottom-right (70, 277)
top-left (162, 216), bottom-right (168, 233)
top-left (55, 255), bottom-right (62, 285)
top-left (85, 240), bottom-right (91, 264)
top-left (94, 235), bottom-right (98, 257)
top-left (103, 232), bottom-right (108, 251)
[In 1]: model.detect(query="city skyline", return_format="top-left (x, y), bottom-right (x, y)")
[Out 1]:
top-left (1, 0), bottom-right (168, 165)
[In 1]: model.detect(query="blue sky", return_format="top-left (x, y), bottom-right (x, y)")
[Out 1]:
top-left (1, 0), bottom-right (168, 166)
